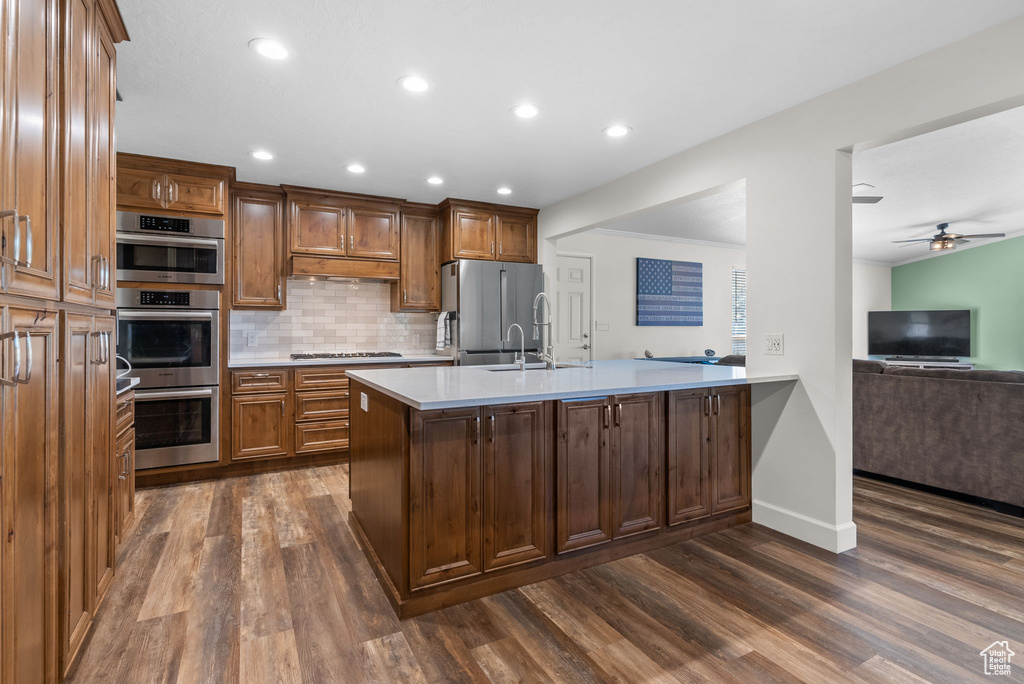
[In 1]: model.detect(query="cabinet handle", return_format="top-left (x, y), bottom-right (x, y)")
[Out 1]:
top-left (167, 181), bottom-right (177, 205)
top-left (489, 414), bottom-right (495, 442)
top-left (499, 242), bottom-right (503, 255)
top-left (252, 373), bottom-right (270, 378)
top-left (491, 240), bottom-right (494, 255)
top-left (403, 289), bottom-right (407, 304)
top-left (280, 399), bottom-right (286, 416)
top-left (15, 331), bottom-right (31, 385)
top-left (102, 255), bottom-right (110, 290)
top-left (715, 394), bottom-right (722, 416)
top-left (604, 404), bottom-right (611, 428)
top-left (16, 214), bottom-right (31, 267)
top-left (91, 254), bottom-right (102, 291)
top-left (349, 235), bottom-right (354, 251)
top-left (152, 179), bottom-right (162, 200)
top-left (615, 403), bottom-right (622, 426)
top-left (705, 394), bottom-right (711, 417)
top-left (0, 330), bottom-right (19, 387)
top-left (473, 415), bottom-right (480, 444)
top-left (277, 284), bottom-right (282, 302)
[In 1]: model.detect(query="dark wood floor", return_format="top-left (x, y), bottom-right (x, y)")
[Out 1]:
top-left (66, 468), bottom-right (1024, 683)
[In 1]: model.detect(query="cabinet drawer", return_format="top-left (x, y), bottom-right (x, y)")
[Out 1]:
top-left (232, 369), bottom-right (290, 394)
top-left (115, 391), bottom-right (135, 435)
top-left (294, 367), bottom-right (349, 391)
top-left (295, 390), bottom-right (349, 422)
top-left (295, 420), bottom-right (349, 454)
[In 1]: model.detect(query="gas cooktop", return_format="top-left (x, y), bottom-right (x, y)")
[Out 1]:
top-left (289, 352), bottom-right (403, 361)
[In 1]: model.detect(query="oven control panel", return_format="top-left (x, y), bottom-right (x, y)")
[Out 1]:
top-left (139, 290), bottom-right (191, 306)
top-left (138, 215), bottom-right (191, 234)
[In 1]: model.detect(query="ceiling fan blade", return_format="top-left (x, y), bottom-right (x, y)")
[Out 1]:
top-left (958, 233), bottom-right (1006, 238)
top-left (890, 239), bottom-right (933, 244)
top-left (852, 196), bottom-right (883, 204)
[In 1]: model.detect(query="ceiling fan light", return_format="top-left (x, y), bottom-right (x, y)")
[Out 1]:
top-left (930, 239), bottom-right (956, 251)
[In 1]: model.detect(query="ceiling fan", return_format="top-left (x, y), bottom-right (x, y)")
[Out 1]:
top-left (852, 183), bottom-right (883, 204)
top-left (891, 222), bottom-right (1005, 252)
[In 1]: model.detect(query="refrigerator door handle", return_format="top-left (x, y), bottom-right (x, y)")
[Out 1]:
top-left (499, 267), bottom-right (508, 340)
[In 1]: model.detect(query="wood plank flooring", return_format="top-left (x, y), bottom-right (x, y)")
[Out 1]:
top-left (65, 470), bottom-right (1024, 683)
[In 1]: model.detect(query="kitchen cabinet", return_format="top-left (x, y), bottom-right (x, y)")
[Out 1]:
top-left (2, 306), bottom-right (60, 684)
top-left (609, 393), bottom-right (662, 538)
top-left (116, 154), bottom-right (233, 217)
top-left (90, 315), bottom-right (116, 607)
top-left (232, 184), bottom-right (286, 309)
top-left (482, 402), bottom-right (549, 571)
top-left (289, 197), bottom-right (347, 256)
top-left (392, 209), bottom-right (440, 312)
top-left (555, 397), bottom-right (612, 553)
top-left (285, 187), bottom-right (401, 267)
top-left (114, 427), bottom-right (136, 549)
top-left (1, 0), bottom-right (60, 302)
top-left (231, 393), bottom-right (293, 461)
top-left (710, 385), bottom-right (751, 514)
top-left (409, 408), bottom-right (484, 590)
top-left (439, 200), bottom-right (539, 264)
top-left (348, 204), bottom-right (400, 260)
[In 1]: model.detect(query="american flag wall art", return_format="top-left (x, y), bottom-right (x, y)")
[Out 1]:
top-left (636, 257), bottom-right (703, 326)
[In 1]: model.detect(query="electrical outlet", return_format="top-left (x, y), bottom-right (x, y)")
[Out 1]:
top-left (763, 333), bottom-right (784, 355)
top-left (595, 321), bottom-right (610, 332)
top-left (360, 392), bottom-right (369, 412)
top-left (246, 331), bottom-right (259, 347)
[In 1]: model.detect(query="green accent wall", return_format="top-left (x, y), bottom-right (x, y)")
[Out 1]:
top-left (891, 235), bottom-right (1024, 370)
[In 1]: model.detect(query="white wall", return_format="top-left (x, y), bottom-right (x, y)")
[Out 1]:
top-left (555, 231), bottom-right (745, 360)
top-left (537, 16), bottom-right (1024, 553)
top-left (852, 263), bottom-right (892, 358)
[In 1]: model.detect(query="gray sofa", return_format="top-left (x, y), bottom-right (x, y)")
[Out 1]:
top-left (853, 359), bottom-right (1024, 509)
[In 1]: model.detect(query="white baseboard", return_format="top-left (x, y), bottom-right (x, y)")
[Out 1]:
top-left (752, 499), bottom-right (857, 553)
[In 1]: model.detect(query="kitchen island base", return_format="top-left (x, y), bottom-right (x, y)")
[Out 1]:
top-left (349, 377), bottom-right (753, 619)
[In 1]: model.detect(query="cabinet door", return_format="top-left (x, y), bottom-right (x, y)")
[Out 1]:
top-left (233, 190), bottom-right (285, 308)
top-left (409, 408), bottom-right (483, 589)
top-left (667, 389), bottom-right (712, 525)
top-left (90, 16), bottom-right (117, 307)
top-left (61, 313), bottom-right (93, 668)
top-left (2, 306), bottom-right (59, 684)
top-left (231, 393), bottom-right (292, 461)
top-left (348, 205), bottom-right (399, 260)
top-left (555, 398), bottom-right (612, 553)
top-left (395, 213), bottom-right (439, 311)
top-left (451, 209), bottom-right (495, 260)
top-left (115, 428), bottom-right (136, 549)
top-left (710, 386), bottom-right (751, 514)
top-left (482, 402), bottom-right (548, 571)
top-left (90, 315), bottom-right (115, 606)
top-left (3, 0), bottom-right (60, 301)
top-left (610, 393), bottom-right (662, 538)
top-left (496, 214), bottom-right (535, 263)
top-left (164, 173), bottom-right (226, 216)
top-left (114, 167), bottom-right (165, 211)
top-left (289, 200), bottom-right (347, 256)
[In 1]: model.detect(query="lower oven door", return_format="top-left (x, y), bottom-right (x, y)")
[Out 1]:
top-left (134, 386), bottom-right (220, 470)
top-left (116, 233), bottom-right (225, 285)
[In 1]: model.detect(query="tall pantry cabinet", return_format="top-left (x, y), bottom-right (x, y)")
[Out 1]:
top-left (0, 0), bottom-right (128, 682)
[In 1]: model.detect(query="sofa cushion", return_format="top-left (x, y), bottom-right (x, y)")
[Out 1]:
top-left (717, 354), bottom-right (746, 367)
top-left (882, 366), bottom-right (1024, 383)
top-left (853, 359), bottom-right (887, 374)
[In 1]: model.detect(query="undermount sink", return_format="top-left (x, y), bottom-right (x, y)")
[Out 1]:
top-left (487, 363), bottom-right (591, 372)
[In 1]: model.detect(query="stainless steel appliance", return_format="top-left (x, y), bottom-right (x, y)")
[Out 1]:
top-left (116, 288), bottom-right (220, 388)
top-left (440, 260), bottom-right (543, 366)
top-left (133, 386), bottom-right (219, 470)
top-left (116, 210), bottom-right (225, 285)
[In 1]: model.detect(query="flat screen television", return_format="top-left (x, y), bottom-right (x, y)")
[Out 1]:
top-left (867, 310), bottom-right (971, 358)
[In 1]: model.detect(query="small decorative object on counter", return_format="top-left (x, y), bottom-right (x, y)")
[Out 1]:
top-left (644, 350), bottom-right (654, 358)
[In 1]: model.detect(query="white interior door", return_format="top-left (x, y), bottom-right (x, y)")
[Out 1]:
top-left (556, 254), bottom-right (593, 363)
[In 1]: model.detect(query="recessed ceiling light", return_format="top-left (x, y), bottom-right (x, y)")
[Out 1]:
top-left (346, 163), bottom-right (365, 174)
top-left (399, 75), bottom-right (431, 93)
top-left (497, 187), bottom-right (512, 195)
top-left (603, 124), bottom-right (632, 138)
top-left (511, 104), bottom-right (540, 119)
top-left (248, 38), bottom-right (291, 60)
top-left (251, 150), bottom-right (274, 161)
top-left (427, 176), bottom-right (444, 185)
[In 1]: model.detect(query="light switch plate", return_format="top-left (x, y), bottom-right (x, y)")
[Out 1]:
top-left (595, 321), bottom-right (610, 332)
top-left (360, 392), bottom-right (369, 412)
top-left (763, 333), bottom-right (784, 355)
top-left (246, 332), bottom-right (258, 347)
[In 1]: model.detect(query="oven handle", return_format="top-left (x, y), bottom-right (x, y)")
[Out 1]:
top-left (117, 310), bottom-right (215, 321)
top-left (136, 388), bottom-right (216, 401)
top-left (116, 233), bottom-right (221, 249)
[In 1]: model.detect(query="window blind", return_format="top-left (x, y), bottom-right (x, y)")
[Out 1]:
top-left (731, 269), bottom-right (747, 355)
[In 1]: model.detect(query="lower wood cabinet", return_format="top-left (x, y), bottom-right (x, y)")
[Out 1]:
top-left (114, 421), bottom-right (136, 550)
top-left (710, 385), bottom-right (751, 514)
top-left (610, 393), bottom-right (663, 538)
top-left (555, 398), bottom-right (612, 553)
top-left (231, 392), bottom-right (292, 460)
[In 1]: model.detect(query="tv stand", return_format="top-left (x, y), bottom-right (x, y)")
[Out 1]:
top-left (884, 358), bottom-right (975, 370)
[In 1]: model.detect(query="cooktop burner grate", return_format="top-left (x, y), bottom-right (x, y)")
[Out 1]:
top-left (289, 352), bottom-right (403, 360)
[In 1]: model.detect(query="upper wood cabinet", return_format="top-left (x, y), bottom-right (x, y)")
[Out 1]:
top-left (62, 0), bottom-right (117, 308)
top-left (440, 200), bottom-right (538, 264)
top-left (116, 154), bottom-right (233, 216)
top-left (285, 187), bottom-right (400, 265)
top-left (392, 207), bottom-right (440, 312)
top-left (232, 183), bottom-right (285, 309)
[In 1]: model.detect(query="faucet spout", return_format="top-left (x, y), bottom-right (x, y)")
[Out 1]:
top-left (506, 323), bottom-right (526, 371)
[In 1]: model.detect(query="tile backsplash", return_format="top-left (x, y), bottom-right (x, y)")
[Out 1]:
top-left (229, 280), bottom-right (440, 360)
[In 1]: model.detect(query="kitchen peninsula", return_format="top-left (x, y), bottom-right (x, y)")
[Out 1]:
top-left (347, 360), bottom-right (797, 617)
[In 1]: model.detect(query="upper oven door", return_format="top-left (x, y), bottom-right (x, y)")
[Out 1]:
top-left (117, 310), bottom-right (219, 387)
top-left (116, 233), bottom-right (225, 285)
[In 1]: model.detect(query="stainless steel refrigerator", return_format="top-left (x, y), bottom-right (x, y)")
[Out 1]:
top-left (440, 260), bottom-right (544, 365)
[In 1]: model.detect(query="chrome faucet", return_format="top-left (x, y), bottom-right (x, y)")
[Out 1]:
top-left (531, 292), bottom-right (556, 370)
top-left (506, 323), bottom-right (526, 371)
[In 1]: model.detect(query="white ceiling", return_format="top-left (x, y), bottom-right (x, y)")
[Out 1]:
top-left (852, 105), bottom-right (1024, 264)
top-left (114, 1), bottom-right (1024, 208)
top-left (593, 186), bottom-right (747, 246)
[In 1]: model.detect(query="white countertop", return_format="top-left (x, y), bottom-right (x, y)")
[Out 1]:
top-left (227, 354), bottom-right (449, 369)
top-left (116, 376), bottom-right (141, 395)
top-left (346, 359), bottom-right (798, 410)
